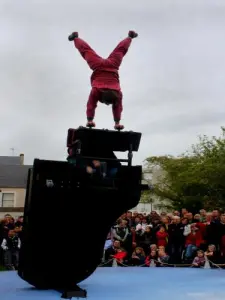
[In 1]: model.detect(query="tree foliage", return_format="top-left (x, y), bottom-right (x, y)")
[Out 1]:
top-left (143, 127), bottom-right (225, 212)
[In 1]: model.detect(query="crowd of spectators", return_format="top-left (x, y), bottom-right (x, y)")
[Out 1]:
top-left (103, 208), bottom-right (225, 268)
top-left (0, 214), bottom-right (23, 270)
top-left (1, 209), bottom-right (225, 271)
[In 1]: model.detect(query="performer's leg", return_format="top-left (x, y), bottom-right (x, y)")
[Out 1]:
top-left (74, 38), bottom-right (103, 70)
top-left (107, 37), bottom-right (132, 68)
top-left (86, 88), bottom-right (101, 127)
top-left (112, 91), bottom-right (124, 130)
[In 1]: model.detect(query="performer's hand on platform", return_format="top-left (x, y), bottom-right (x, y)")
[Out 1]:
top-left (128, 30), bottom-right (138, 38)
top-left (86, 120), bottom-right (96, 128)
top-left (68, 32), bottom-right (79, 41)
top-left (114, 123), bottom-right (124, 130)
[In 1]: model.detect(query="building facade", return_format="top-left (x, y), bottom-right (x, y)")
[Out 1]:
top-left (0, 154), bottom-right (30, 218)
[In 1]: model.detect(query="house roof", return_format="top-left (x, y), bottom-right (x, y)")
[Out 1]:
top-left (0, 165), bottom-right (31, 188)
top-left (0, 156), bottom-right (21, 165)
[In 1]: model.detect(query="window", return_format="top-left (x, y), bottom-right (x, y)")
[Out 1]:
top-left (2, 193), bottom-right (14, 207)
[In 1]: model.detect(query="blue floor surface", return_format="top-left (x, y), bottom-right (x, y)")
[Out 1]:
top-left (0, 267), bottom-right (225, 300)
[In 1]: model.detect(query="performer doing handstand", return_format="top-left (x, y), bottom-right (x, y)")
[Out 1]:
top-left (68, 30), bottom-right (138, 130)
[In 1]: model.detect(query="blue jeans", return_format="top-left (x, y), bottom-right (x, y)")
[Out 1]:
top-left (185, 244), bottom-right (197, 258)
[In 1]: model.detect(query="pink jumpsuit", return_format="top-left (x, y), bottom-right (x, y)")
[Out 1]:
top-left (74, 37), bottom-right (132, 122)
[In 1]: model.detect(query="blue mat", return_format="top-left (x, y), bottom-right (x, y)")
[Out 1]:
top-left (0, 268), bottom-right (225, 300)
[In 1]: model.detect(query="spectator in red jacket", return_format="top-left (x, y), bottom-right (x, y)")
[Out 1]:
top-left (156, 226), bottom-right (168, 247)
top-left (184, 224), bottom-right (203, 259)
top-left (113, 248), bottom-right (127, 265)
top-left (193, 214), bottom-right (207, 249)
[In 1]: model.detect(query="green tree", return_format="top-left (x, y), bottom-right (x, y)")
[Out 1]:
top-left (144, 127), bottom-right (225, 212)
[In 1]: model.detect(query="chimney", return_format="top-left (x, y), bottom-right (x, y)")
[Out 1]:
top-left (20, 153), bottom-right (24, 165)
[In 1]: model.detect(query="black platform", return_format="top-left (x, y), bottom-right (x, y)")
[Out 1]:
top-left (67, 127), bottom-right (141, 167)
top-left (67, 127), bottom-right (141, 152)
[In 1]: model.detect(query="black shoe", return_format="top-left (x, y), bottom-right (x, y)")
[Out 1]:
top-left (128, 31), bottom-right (138, 39)
top-left (68, 32), bottom-right (79, 41)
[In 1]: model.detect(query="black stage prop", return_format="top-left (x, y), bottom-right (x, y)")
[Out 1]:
top-left (18, 127), bottom-right (147, 299)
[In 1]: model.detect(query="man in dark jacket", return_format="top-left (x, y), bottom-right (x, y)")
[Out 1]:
top-left (168, 216), bottom-right (185, 263)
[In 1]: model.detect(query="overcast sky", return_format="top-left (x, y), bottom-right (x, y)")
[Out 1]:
top-left (1, 0), bottom-right (225, 165)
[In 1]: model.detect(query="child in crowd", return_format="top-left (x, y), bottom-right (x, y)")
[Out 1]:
top-left (131, 247), bottom-right (146, 266)
top-left (113, 248), bottom-right (127, 266)
top-left (158, 247), bottom-right (170, 266)
top-left (145, 250), bottom-right (158, 267)
top-left (192, 250), bottom-right (205, 268)
top-left (205, 244), bottom-right (220, 267)
top-left (1, 230), bottom-right (21, 270)
top-left (149, 244), bottom-right (157, 252)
